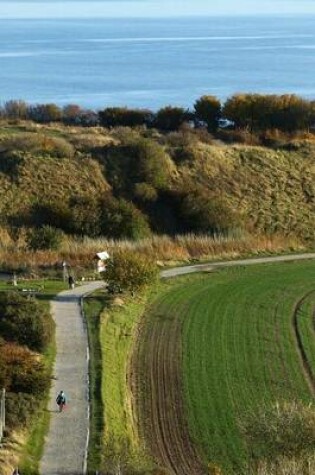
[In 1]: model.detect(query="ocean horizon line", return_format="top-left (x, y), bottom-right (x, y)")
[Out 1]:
top-left (1, 13), bottom-right (315, 21)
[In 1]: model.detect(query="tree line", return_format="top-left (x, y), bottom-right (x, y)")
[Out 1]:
top-left (1, 93), bottom-right (315, 133)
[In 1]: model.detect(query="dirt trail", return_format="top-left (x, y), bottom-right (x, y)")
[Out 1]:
top-left (40, 281), bottom-right (104, 475)
top-left (292, 290), bottom-right (315, 397)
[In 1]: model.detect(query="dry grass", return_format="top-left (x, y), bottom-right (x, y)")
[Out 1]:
top-left (252, 456), bottom-right (315, 475)
top-left (0, 430), bottom-right (26, 475)
top-left (242, 401), bottom-right (315, 475)
top-left (0, 229), bottom-right (305, 273)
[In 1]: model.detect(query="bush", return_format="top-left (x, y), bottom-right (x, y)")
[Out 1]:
top-left (99, 107), bottom-right (154, 128)
top-left (1, 341), bottom-right (50, 394)
top-left (240, 401), bottom-right (315, 462)
top-left (5, 392), bottom-right (38, 428)
top-left (154, 106), bottom-right (191, 131)
top-left (103, 249), bottom-right (158, 292)
top-left (27, 225), bottom-right (64, 250)
top-left (0, 291), bottom-right (53, 352)
top-left (101, 137), bottom-right (171, 197)
top-left (179, 185), bottom-right (242, 235)
top-left (1, 132), bottom-right (74, 158)
top-left (101, 197), bottom-right (152, 240)
top-left (134, 183), bottom-right (158, 202)
top-left (31, 201), bottom-right (72, 231)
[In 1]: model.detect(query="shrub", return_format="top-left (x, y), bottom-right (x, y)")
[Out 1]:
top-left (101, 198), bottom-right (152, 240)
top-left (103, 249), bottom-right (158, 291)
top-left (101, 138), bottom-right (171, 197)
top-left (1, 342), bottom-right (50, 394)
top-left (31, 201), bottom-right (72, 231)
top-left (99, 107), bottom-right (154, 128)
top-left (179, 185), bottom-right (242, 235)
top-left (154, 106), bottom-right (190, 131)
top-left (5, 392), bottom-right (38, 428)
top-left (70, 196), bottom-right (102, 237)
top-left (240, 401), bottom-right (315, 462)
top-left (134, 183), bottom-right (158, 202)
top-left (27, 225), bottom-right (64, 250)
top-left (0, 132), bottom-right (74, 158)
top-left (0, 291), bottom-right (53, 352)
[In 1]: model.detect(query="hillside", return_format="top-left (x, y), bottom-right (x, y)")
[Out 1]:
top-left (0, 121), bottom-right (314, 242)
top-left (175, 143), bottom-right (315, 239)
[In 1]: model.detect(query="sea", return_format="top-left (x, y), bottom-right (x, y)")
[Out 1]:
top-left (0, 15), bottom-right (315, 110)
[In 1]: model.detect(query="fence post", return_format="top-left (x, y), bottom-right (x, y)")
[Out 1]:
top-left (0, 388), bottom-right (5, 445)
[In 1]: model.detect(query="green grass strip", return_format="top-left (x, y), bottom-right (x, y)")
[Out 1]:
top-left (84, 290), bottom-right (107, 473)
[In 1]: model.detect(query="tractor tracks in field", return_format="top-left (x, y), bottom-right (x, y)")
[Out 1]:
top-left (131, 310), bottom-right (205, 475)
top-left (131, 255), bottom-right (315, 475)
top-left (292, 290), bottom-right (315, 397)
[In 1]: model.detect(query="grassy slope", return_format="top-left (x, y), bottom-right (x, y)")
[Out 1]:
top-left (0, 154), bottom-right (110, 220)
top-left (176, 143), bottom-right (315, 239)
top-left (142, 262), bottom-right (315, 474)
top-left (0, 123), bottom-right (315, 240)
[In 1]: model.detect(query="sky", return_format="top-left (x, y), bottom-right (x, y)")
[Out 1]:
top-left (1, 0), bottom-right (315, 19)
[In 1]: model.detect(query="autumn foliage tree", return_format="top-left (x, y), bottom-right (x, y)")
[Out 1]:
top-left (104, 250), bottom-right (159, 292)
top-left (194, 95), bottom-right (221, 131)
top-left (223, 93), bottom-right (314, 132)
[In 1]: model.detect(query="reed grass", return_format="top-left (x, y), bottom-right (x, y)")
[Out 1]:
top-left (0, 228), bottom-right (305, 273)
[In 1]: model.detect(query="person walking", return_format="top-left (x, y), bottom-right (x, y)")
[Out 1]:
top-left (68, 275), bottom-right (75, 290)
top-left (56, 390), bottom-right (67, 412)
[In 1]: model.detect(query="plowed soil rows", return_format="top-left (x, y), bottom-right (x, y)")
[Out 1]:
top-left (132, 288), bottom-right (205, 475)
top-left (132, 262), bottom-right (315, 475)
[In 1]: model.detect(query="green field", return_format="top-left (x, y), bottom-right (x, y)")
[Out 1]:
top-left (141, 261), bottom-right (315, 474)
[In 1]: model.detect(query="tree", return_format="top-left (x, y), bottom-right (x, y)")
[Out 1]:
top-left (154, 106), bottom-right (190, 131)
top-left (28, 103), bottom-right (62, 123)
top-left (194, 95), bottom-right (221, 131)
top-left (62, 104), bottom-right (83, 125)
top-left (104, 250), bottom-right (158, 292)
top-left (99, 107), bottom-right (154, 128)
top-left (223, 93), bottom-right (313, 133)
top-left (3, 100), bottom-right (29, 120)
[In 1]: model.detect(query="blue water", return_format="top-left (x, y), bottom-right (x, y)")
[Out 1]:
top-left (0, 16), bottom-right (315, 109)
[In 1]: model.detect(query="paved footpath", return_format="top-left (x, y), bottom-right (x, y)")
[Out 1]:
top-left (161, 252), bottom-right (315, 278)
top-left (40, 281), bottom-right (104, 475)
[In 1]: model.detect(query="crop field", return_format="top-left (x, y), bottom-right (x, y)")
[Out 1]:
top-left (133, 261), bottom-right (315, 475)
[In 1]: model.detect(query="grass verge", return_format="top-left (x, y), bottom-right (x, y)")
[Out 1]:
top-left (99, 287), bottom-right (161, 473)
top-left (84, 290), bottom-right (108, 473)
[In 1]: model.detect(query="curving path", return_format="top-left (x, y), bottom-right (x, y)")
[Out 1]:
top-left (40, 282), bottom-right (104, 475)
top-left (160, 252), bottom-right (315, 278)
